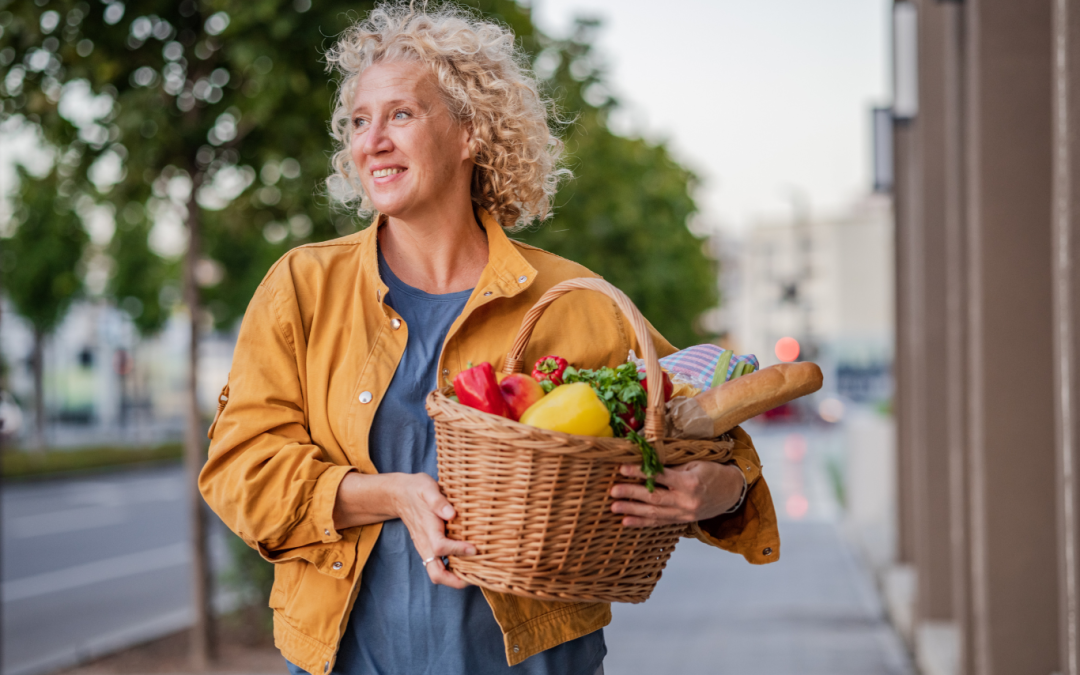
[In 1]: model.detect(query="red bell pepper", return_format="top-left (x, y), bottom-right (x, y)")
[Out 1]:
top-left (643, 371), bottom-right (674, 403)
top-left (532, 355), bottom-right (569, 387)
top-left (453, 362), bottom-right (509, 418)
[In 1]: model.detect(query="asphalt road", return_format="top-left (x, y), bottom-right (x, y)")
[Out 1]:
top-left (1, 465), bottom-right (230, 675)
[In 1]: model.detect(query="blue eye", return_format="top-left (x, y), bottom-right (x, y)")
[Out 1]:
top-left (352, 117), bottom-right (367, 129)
top-left (393, 110), bottom-right (410, 120)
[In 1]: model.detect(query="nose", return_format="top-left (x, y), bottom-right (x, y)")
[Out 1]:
top-left (361, 118), bottom-right (394, 157)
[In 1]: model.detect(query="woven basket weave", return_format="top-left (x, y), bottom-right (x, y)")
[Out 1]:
top-left (425, 278), bottom-right (734, 603)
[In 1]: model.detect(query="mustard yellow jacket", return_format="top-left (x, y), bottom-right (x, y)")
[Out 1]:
top-left (199, 211), bottom-right (780, 673)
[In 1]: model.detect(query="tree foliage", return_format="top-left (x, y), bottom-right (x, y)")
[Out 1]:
top-left (1, 164), bottom-right (87, 334)
top-left (1, 1), bottom-right (715, 342)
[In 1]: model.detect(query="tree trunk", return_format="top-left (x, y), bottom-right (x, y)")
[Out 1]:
top-left (183, 177), bottom-right (214, 670)
top-left (31, 326), bottom-right (45, 451)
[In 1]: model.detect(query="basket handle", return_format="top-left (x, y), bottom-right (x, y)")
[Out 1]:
top-left (502, 278), bottom-right (666, 444)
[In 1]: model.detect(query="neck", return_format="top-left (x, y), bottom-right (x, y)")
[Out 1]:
top-left (378, 202), bottom-right (489, 295)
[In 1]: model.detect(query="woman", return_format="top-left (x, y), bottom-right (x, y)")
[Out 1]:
top-left (199, 4), bottom-right (779, 674)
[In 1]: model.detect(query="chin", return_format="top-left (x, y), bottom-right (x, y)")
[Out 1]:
top-left (368, 198), bottom-right (410, 218)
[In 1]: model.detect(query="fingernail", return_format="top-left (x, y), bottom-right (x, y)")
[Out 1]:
top-left (441, 506), bottom-right (455, 519)
top-left (466, 546), bottom-right (477, 556)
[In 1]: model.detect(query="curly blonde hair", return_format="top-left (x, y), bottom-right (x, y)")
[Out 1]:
top-left (325, 1), bottom-right (567, 230)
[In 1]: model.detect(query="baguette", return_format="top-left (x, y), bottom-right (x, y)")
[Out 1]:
top-left (694, 362), bottom-right (824, 436)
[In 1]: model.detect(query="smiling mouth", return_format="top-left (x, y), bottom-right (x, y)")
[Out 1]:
top-left (372, 168), bottom-right (405, 178)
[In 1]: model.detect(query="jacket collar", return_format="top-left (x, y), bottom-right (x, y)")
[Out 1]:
top-left (357, 207), bottom-right (537, 314)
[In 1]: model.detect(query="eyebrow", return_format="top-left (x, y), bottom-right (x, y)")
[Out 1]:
top-left (351, 98), bottom-right (420, 116)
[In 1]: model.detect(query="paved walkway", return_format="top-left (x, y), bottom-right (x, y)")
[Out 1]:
top-left (602, 424), bottom-right (914, 675)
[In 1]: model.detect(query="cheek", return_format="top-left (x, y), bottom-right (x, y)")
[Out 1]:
top-left (349, 133), bottom-right (364, 162)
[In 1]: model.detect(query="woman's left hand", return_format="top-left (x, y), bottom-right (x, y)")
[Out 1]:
top-left (610, 461), bottom-right (746, 527)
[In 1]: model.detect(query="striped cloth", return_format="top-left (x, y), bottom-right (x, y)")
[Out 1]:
top-left (632, 344), bottom-right (759, 391)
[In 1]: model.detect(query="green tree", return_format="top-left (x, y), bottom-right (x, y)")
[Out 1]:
top-left (0, 165), bottom-right (88, 449)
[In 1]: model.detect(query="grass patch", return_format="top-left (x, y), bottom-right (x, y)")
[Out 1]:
top-left (2, 443), bottom-right (183, 480)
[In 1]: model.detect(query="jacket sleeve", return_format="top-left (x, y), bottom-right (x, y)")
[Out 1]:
top-left (199, 275), bottom-right (356, 560)
top-left (688, 426), bottom-right (781, 564)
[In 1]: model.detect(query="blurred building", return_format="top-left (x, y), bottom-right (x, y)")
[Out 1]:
top-left (0, 298), bottom-right (233, 447)
top-left (884, 1), bottom-right (1080, 675)
top-left (726, 196), bottom-right (894, 407)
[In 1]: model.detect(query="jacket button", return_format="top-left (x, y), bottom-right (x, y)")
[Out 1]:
top-left (763, 547), bottom-right (773, 556)
top-left (391, 318), bottom-right (401, 329)
top-left (359, 391), bottom-right (372, 404)
top-left (324, 529), bottom-right (331, 536)
top-left (483, 291), bottom-right (492, 296)
top-left (517, 275), bottom-right (527, 283)
top-left (324, 662), bottom-right (330, 673)
top-left (332, 561), bottom-right (343, 570)
top-left (512, 645), bottom-right (520, 653)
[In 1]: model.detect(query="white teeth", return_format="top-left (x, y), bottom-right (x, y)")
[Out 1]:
top-left (372, 168), bottom-right (404, 178)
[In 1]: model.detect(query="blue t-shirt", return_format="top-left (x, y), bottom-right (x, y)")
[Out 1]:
top-left (288, 247), bottom-right (605, 675)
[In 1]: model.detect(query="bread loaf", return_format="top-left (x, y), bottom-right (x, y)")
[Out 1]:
top-left (694, 362), bottom-right (824, 436)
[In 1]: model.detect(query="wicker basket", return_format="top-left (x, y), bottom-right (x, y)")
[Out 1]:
top-left (425, 278), bottom-right (734, 603)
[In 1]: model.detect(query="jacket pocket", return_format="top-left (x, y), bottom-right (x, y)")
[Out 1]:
top-left (269, 558), bottom-right (306, 610)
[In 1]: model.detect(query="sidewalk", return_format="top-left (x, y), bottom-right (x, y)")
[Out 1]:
top-left (602, 423), bottom-right (914, 675)
top-left (604, 521), bottom-right (913, 674)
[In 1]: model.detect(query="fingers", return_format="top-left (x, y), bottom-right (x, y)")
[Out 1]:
top-left (413, 504), bottom-right (476, 589)
top-left (618, 463), bottom-right (690, 489)
top-left (610, 481), bottom-right (677, 506)
top-left (420, 533), bottom-right (476, 589)
top-left (424, 557), bottom-right (471, 589)
top-left (613, 463), bottom-right (705, 527)
top-left (398, 476), bottom-right (478, 588)
top-left (420, 482), bottom-right (457, 521)
top-left (610, 498), bottom-right (687, 527)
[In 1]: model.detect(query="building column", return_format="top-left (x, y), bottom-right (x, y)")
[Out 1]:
top-left (964, 1), bottom-right (1061, 673)
top-left (895, 115), bottom-right (920, 572)
top-left (1052, 1), bottom-right (1080, 673)
top-left (912, 0), bottom-right (955, 635)
top-left (940, 3), bottom-right (973, 674)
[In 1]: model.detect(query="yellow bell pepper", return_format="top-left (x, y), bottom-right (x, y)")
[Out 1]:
top-left (518, 382), bottom-right (614, 437)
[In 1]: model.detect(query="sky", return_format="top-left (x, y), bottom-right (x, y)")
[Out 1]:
top-left (530, 0), bottom-right (892, 232)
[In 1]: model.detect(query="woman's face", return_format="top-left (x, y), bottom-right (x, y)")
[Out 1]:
top-left (349, 60), bottom-right (472, 219)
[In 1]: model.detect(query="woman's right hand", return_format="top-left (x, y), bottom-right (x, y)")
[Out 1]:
top-left (390, 473), bottom-right (476, 589)
top-left (333, 471), bottom-right (476, 588)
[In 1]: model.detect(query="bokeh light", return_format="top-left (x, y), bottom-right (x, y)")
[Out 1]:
top-left (775, 336), bottom-right (800, 362)
top-left (784, 433), bottom-right (807, 462)
top-left (786, 494), bottom-right (809, 519)
top-left (819, 397), bottom-right (846, 423)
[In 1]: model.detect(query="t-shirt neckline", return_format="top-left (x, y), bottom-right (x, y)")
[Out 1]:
top-left (377, 245), bottom-right (474, 303)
